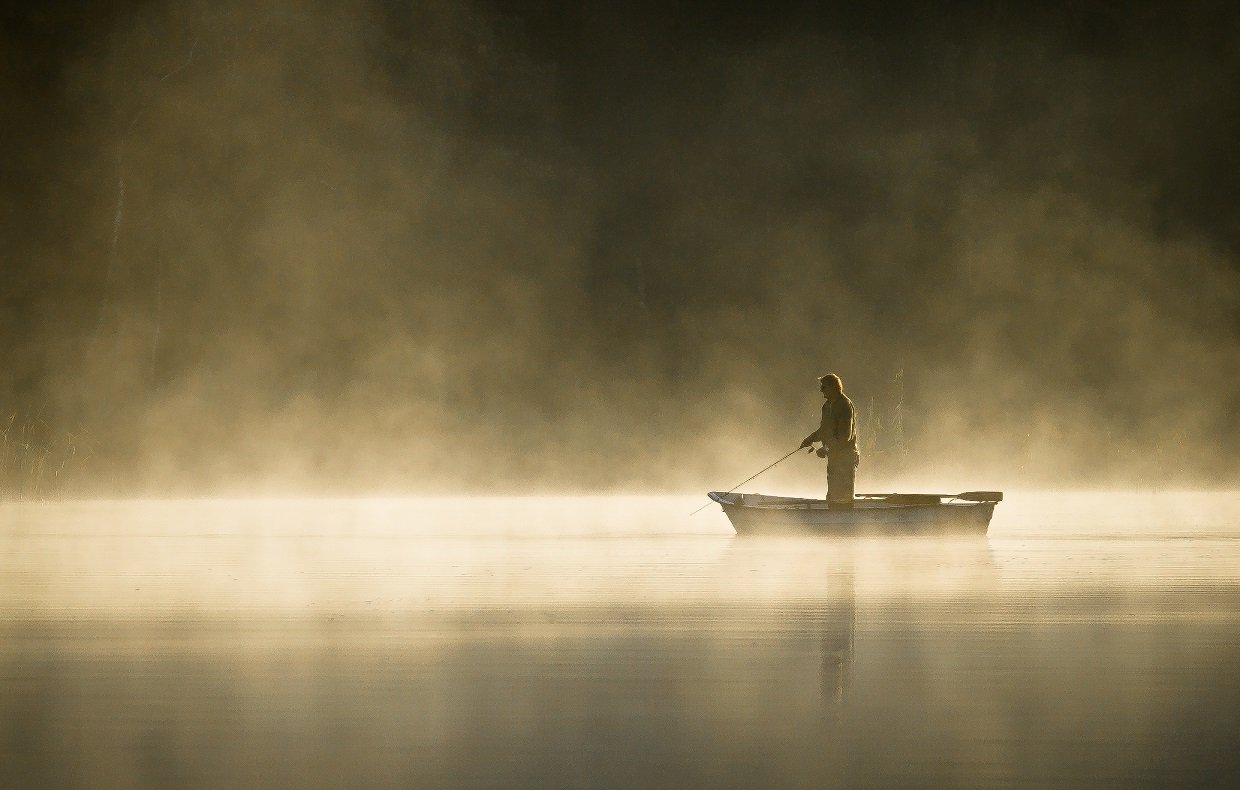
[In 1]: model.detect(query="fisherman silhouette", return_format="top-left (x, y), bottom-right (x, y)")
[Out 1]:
top-left (799, 373), bottom-right (859, 508)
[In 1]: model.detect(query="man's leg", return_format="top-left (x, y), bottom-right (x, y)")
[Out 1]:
top-left (827, 460), bottom-right (855, 508)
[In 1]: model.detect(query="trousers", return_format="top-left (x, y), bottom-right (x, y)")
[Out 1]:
top-left (826, 448), bottom-right (857, 507)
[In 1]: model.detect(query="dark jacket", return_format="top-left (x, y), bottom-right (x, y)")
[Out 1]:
top-left (813, 394), bottom-right (857, 451)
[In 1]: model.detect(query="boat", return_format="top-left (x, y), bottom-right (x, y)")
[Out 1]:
top-left (707, 491), bottom-right (1002, 535)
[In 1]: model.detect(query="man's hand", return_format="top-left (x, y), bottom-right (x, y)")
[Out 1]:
top-left (799, 435), bottom-right (815, 449)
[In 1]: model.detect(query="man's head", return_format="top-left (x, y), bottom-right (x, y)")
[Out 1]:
top-left (818, 373), bottom-right (843, 399)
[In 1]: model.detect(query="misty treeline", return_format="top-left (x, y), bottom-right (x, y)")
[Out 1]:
top-left (2, 1), bottom-right (1237, 496)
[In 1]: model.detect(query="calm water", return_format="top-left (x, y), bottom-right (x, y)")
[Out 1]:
top-left (2, 492), bottom-right (1239, 788)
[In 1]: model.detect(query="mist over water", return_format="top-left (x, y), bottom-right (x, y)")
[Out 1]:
top-left (2, 1), bottom-right (1238, 495)
top-left (3, 491), bottom-right (1240, 787)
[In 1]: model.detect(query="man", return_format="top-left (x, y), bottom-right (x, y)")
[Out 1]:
top-left (799, 373), bottom-right (859, 507)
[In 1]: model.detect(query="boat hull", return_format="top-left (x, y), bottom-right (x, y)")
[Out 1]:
top-left (709, 492), bottom-right (995, 536)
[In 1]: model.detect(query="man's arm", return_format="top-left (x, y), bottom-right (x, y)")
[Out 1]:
top-left (801, 402), bottom-right (830, 448)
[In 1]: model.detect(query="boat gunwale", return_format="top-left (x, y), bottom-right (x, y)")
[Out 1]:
top-left (707, 491), bottom-right (997, 512)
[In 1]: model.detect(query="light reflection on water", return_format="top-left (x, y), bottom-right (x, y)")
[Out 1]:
top-left (2, 492), bottom-right (1239, 787)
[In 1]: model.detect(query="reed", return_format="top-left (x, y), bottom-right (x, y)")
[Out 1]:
top-left (0, 411), bottom-right (95, 500)
top-left (856, 369), bottom-right (908, 465)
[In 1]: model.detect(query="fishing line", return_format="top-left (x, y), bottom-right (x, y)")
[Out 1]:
top-left (690, 446), bottom-right (811, 516)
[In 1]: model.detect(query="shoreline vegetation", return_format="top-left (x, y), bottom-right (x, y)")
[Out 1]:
top-left (1, 412), bottom-right (95, 501)
top-left (856, 369), bottom-right (908, 468)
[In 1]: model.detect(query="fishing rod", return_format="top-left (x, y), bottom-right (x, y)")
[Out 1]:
top-left (689, 446), bottom-right (812, 516)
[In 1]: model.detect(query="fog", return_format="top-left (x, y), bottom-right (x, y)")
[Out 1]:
top-left (3, 1), bottom-right (1238, 496)
top-left (4, 492), bottom-right (1240, 786)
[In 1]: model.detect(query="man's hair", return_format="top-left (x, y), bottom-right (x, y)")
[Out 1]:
top-left (818, 373), bottom-right (843, 392)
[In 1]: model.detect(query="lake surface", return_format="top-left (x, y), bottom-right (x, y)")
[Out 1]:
top-left (2, 491), bottom-right (1239, 788)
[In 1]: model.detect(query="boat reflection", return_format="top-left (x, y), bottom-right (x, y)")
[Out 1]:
top-left (718, 536), bottom-right (996, 712)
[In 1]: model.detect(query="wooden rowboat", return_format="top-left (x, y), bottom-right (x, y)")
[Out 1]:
top-left (707, 491), bottom-right (1002, 536)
